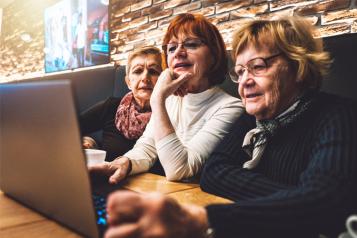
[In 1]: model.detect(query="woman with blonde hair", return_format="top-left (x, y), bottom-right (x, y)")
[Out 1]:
top-left (80, 46), bottom-right (163, 161)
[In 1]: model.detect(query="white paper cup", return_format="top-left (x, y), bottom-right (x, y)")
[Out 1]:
top-left (84, 149), bottom-right (106, 166)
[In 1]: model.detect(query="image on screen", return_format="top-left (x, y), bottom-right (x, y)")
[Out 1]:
top-left (44, 0), bottom-right (109, 73)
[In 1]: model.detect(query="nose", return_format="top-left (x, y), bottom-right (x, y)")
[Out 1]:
top-left (239, 69), bottom-right (254, 85)
top-left (140, 69), bottom-right (151, 82)
top-left (173, 44), bottom-right (187, 58)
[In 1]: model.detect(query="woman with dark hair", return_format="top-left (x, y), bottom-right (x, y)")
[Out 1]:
top-left (90, 13), bottom-right (244, 182)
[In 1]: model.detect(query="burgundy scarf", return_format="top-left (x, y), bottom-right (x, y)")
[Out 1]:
top-left (115, 92), bottom-right (151, 140)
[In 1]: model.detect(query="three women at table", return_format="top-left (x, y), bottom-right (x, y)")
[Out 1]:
top-left (80, 46), bottom-right (162, 161)
top-left (91, 13), bottom-right (244, 182)
top-left (104, 16), bottom-right (357, 238)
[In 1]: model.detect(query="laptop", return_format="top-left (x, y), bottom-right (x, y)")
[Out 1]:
top-left (0, 80), bottom-right (116, 238)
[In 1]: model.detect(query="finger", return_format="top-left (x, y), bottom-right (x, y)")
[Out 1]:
top-left (105, 224), bottom-right (140, 238)
top-left (172, 72), bottom-right (191, 87)
top-left (88, 162), bottom-right (111, 175)
top-left (109, 166), bottom-right (127, 184)
top-left (106, 191), bottom-right (144, 224)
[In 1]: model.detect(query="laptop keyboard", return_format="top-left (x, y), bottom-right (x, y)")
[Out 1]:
top-left (92, 193), bottom-right (107, 227)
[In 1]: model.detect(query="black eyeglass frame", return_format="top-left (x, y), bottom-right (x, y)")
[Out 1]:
top-left (162, 38), bottom-right (206, 55)
top-left (229, 53), bottom-right (282, 83)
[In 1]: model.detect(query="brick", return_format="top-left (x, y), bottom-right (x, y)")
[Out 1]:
top-left (303, 15), bottom-right (319, 25)
top-left (158, 15), bottom-right (176, 27)
top-left (112, 6), bottom-right (131, 17)
top-left (270, 0), bottom-right (318, 12)
top-left (216, 0), bottom-right (253, 14)
top-left (125, 32), bottom-right (146, 44)
top-left (136, 21), bottom-right (158, 33)
top-left (116, 43), bottom-right (135, 53)
top-left (217, 18), bottom-right (252, 34)
top-left (154, 0), bottom-right (167, 4)
top-left (145, 28), bottom-right (166, 39)
top-left (112, 16), bottom-right (148, 33)
top-left (174, 2), bottom-right (202, 15)
top-left (192, 6), bottom-right (215, 16)
top-left (321, 9), bottom-right (357, 25)
top-left (164, 0), bottom-right (190, 9)
top-left (315, 23), bottom-right (350, 37)
top-left (201, 0), bottom-right (218, 7)
top-left (131, 0), bottom-right (152, 11)
top-left (231, 3), bottom-right (269, 19)
top-left (122, 11), bottom-right (142, 22)
top-left (258, 7), bottom-right (295, 20)
top-left (208, 13), bottom-right (230, 25)
top-left (149, 9), bottom-right (173, 21)
top-left (352, 21), bottom-right (357, 33)
top-left (142, 4), bottom-right (163, 15)
top-left (294, 0), bottom-right (350, 16)
top-left (112, 21), bottom-right (131, 33)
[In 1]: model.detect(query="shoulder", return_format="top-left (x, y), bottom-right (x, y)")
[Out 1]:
top-left (210, 87), bottom-right (244, 109)
top-left (304, 92), bottom-right (357, 133)
top-left (312, 92), bottom-right (357, 116)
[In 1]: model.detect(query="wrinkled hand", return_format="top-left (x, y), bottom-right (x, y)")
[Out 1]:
top-left (151, 69), bottom-right (191, 105)
top-left (88, 157), bottom-right (131, 184)
top-left (104, 191), bottom-right (208, 238)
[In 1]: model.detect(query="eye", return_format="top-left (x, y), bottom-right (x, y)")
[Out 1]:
top-left (249, 59), bottom-right (266, 73)
top-left (183, 40), bottom-right (201, 49)
top-left (148, 68), bottom-right (160, 75)
top-left (167, 44), bottom-right (177, 53)
top-left (236, 66), bottom-right (245, 76)
top-left (132, 68), bottom-right (143, 75)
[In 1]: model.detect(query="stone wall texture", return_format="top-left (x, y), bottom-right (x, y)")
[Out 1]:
top-left (1, 0), bottom-right (357, 79)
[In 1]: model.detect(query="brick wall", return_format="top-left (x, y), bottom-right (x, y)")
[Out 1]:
top-left (1, 0), bottom-right (357, 79)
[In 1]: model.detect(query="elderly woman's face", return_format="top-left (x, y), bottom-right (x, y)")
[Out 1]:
top-left (127, 54), bottom-right (162, 107)
top-left (166, 33), bottom-right (212, 93)
top-left (236, 44), bottom-right (300, 120)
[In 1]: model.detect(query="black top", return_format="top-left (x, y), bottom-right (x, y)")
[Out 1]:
top-left (200, 92), bottom-right (357, 238)
top-left (79, 97), bottom-right (136, 162)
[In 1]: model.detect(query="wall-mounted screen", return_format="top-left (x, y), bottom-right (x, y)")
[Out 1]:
top-left (44, 0), bottom-right (109, 73)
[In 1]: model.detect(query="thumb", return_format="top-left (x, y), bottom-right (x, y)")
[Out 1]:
top-left (109, 167), bottom-right (126, 184)
top-left (172, 72), bottom-right (191, 86)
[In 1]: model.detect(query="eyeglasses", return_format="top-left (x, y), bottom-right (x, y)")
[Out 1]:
top-left (229, 53), bottom-right (282, 83)
top-left (163, 38), bottom-right (205, 55)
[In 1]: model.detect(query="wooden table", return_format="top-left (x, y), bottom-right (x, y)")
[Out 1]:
top-left (0, 173), bottom-right (231, 237)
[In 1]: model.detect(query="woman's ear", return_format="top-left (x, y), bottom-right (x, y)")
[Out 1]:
top-left (125, 76), bottom-right (131, 90)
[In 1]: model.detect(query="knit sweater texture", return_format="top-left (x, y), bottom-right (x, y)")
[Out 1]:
top-left (200, 92), bottom-right (357, 238)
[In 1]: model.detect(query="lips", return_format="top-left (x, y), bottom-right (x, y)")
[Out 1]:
top-left (245, 93), bottom-right (262, 99)
top-left (139, 86), bottom-right (153, 90)
top-left (174, 62), bottom-right (192, 69)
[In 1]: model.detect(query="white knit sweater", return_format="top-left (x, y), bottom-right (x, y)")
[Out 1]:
top-left (124, 86), bottom-right (244, 181)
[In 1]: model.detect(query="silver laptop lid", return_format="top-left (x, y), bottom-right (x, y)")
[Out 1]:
top-left (0, 80), bottom-right (99, 238)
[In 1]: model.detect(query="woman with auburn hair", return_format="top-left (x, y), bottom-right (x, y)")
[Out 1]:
top-left (103, 17), bottom-right (357, 238)
top-left (80, 46), bottom-right (163, 161)
top-left (90, 13), bottom-right (244, 182)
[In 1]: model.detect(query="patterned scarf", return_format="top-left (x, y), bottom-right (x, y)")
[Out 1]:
top-left (242, 92), bottom-right (313, 169)
top-left (115, 92), bottom-right (151, 140)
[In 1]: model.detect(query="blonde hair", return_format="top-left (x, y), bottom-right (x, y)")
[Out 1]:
top-left (126, 46), bottom-right (163, 75)
top-left (232, 17), bottom-right (332, 90)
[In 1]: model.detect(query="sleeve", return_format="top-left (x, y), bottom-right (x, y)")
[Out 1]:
top-left (124, 118), bottom-right (159, 175)
top-left (79, 97), bottom-right (121, 134)
top-left (201, 106), bottom-right (357, 237)
top-left (156, 99), bottom-right (245, 181)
